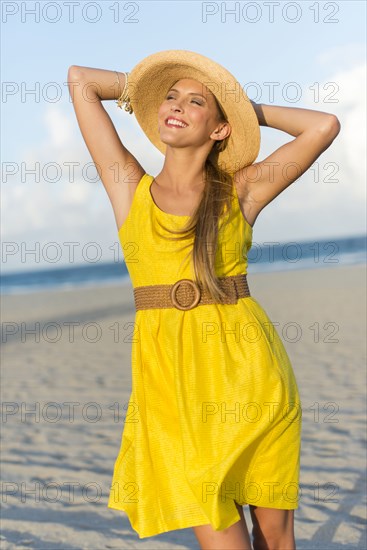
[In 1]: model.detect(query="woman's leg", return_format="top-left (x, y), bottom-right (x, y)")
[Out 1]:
top-left (249, 505), bottom-right (296, 550)
top-left (192, 502), bottom-right (252, 550)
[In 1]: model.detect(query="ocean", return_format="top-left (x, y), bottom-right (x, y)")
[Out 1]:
top-left (1, 234), bottom-right (365, 295)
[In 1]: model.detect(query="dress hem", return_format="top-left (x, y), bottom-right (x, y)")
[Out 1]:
top-left (107, 500), bottom-right (299, 539)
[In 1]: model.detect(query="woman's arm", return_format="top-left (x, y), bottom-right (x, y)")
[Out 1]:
top-left (67, 66), bottom-right (145, 231)
top-left (250, 101), bottom-right (337, 135)
top-left (69, 66), bottom-right (127, 101)
top-left (235, 101), bottom-right (341, 226)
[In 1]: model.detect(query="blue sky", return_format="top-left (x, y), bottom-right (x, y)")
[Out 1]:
top-left (1, 0), bottom-right (366, 272)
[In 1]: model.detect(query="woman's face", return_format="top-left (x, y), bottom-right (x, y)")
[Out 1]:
top-left (157, 78), bottom-right (229, 151)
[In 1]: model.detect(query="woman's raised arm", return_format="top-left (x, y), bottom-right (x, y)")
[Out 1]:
top-left (67, 65), bottom-right (145, 231)
top-left (235, 102), bottom-right (341, 227)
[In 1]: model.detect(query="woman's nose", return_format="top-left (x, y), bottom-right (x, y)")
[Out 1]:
top-left (171, 100), bottom-right (183, 112)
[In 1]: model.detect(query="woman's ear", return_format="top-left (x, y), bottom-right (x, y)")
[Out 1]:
top-left (211, 122), bottom-right (231, 141)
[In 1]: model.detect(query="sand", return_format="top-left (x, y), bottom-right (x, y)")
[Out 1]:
top-left (1, 264), bottom-right (366, 549)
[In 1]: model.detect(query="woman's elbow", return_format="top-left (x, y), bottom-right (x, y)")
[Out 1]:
top-left (67, 65), bottom-right (84, 82)
top-left (321, 114), bottom-right (341, 138)
top-left (330, 114), bottom-right (341, 136)
top-left (316, 115), bottom-right (341, 146)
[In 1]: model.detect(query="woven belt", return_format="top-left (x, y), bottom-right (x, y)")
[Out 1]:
top-left (133, 273), bottom-right (251, 311)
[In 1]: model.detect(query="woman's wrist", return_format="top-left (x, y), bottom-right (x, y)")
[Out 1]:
top-left (250, 100), bottom-right (267, 127)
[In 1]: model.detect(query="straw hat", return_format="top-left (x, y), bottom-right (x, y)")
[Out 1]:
top-left (122, 49), bottom-right (260, 174)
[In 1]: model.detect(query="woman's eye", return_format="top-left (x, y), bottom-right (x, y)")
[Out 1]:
top-left (166, 95), bottom-right (201, 105)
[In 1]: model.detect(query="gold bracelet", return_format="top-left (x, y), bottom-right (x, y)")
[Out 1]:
top-left (114, 70), bottom-right (122, 96)
top-left (115, 71), bottom-right (133, 114)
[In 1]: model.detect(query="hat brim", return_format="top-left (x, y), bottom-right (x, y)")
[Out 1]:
top-left (127, 50), bottom-right (260, 174)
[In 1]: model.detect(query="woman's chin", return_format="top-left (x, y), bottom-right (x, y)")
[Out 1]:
top-left (158, 135), bottom-right (183, 148)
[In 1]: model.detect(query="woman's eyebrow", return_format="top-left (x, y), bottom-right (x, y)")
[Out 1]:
top-left (168, 88), bottom-right (207, 100)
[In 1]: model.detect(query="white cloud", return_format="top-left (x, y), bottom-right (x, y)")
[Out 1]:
top-left (1, 101), bottom-right (165, 271)
top-left (253, 56), bottom-right (366, 242)
top-left (43, 104), bottom-right (74, 148)
top-left (304, 62), bottom-right (366, 201)
top-left (315, 42), bottom-right (365, 73)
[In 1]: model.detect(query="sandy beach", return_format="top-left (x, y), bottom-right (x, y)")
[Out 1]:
top-left (1, 263), bottom-right (366, 550)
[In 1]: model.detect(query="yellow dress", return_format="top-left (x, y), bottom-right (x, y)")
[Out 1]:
top-left (108, 172), bottom-right (302, 538)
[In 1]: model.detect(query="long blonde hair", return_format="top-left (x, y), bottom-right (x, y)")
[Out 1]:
top-left (155, 94), bottom-right (236, 302)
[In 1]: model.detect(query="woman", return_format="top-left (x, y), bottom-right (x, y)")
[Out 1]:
top-left (68, 50), bottom-right (340, 550)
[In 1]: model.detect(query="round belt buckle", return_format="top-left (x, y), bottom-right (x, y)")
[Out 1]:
top-left (170, 279), bottom-right (201, 311)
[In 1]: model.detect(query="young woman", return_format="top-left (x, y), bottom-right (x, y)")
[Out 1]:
top-left (68, 50), bottom-right (340, 550)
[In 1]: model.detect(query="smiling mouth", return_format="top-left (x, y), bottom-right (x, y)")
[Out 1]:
top-left (165, 118), bottom-right (188, 128)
